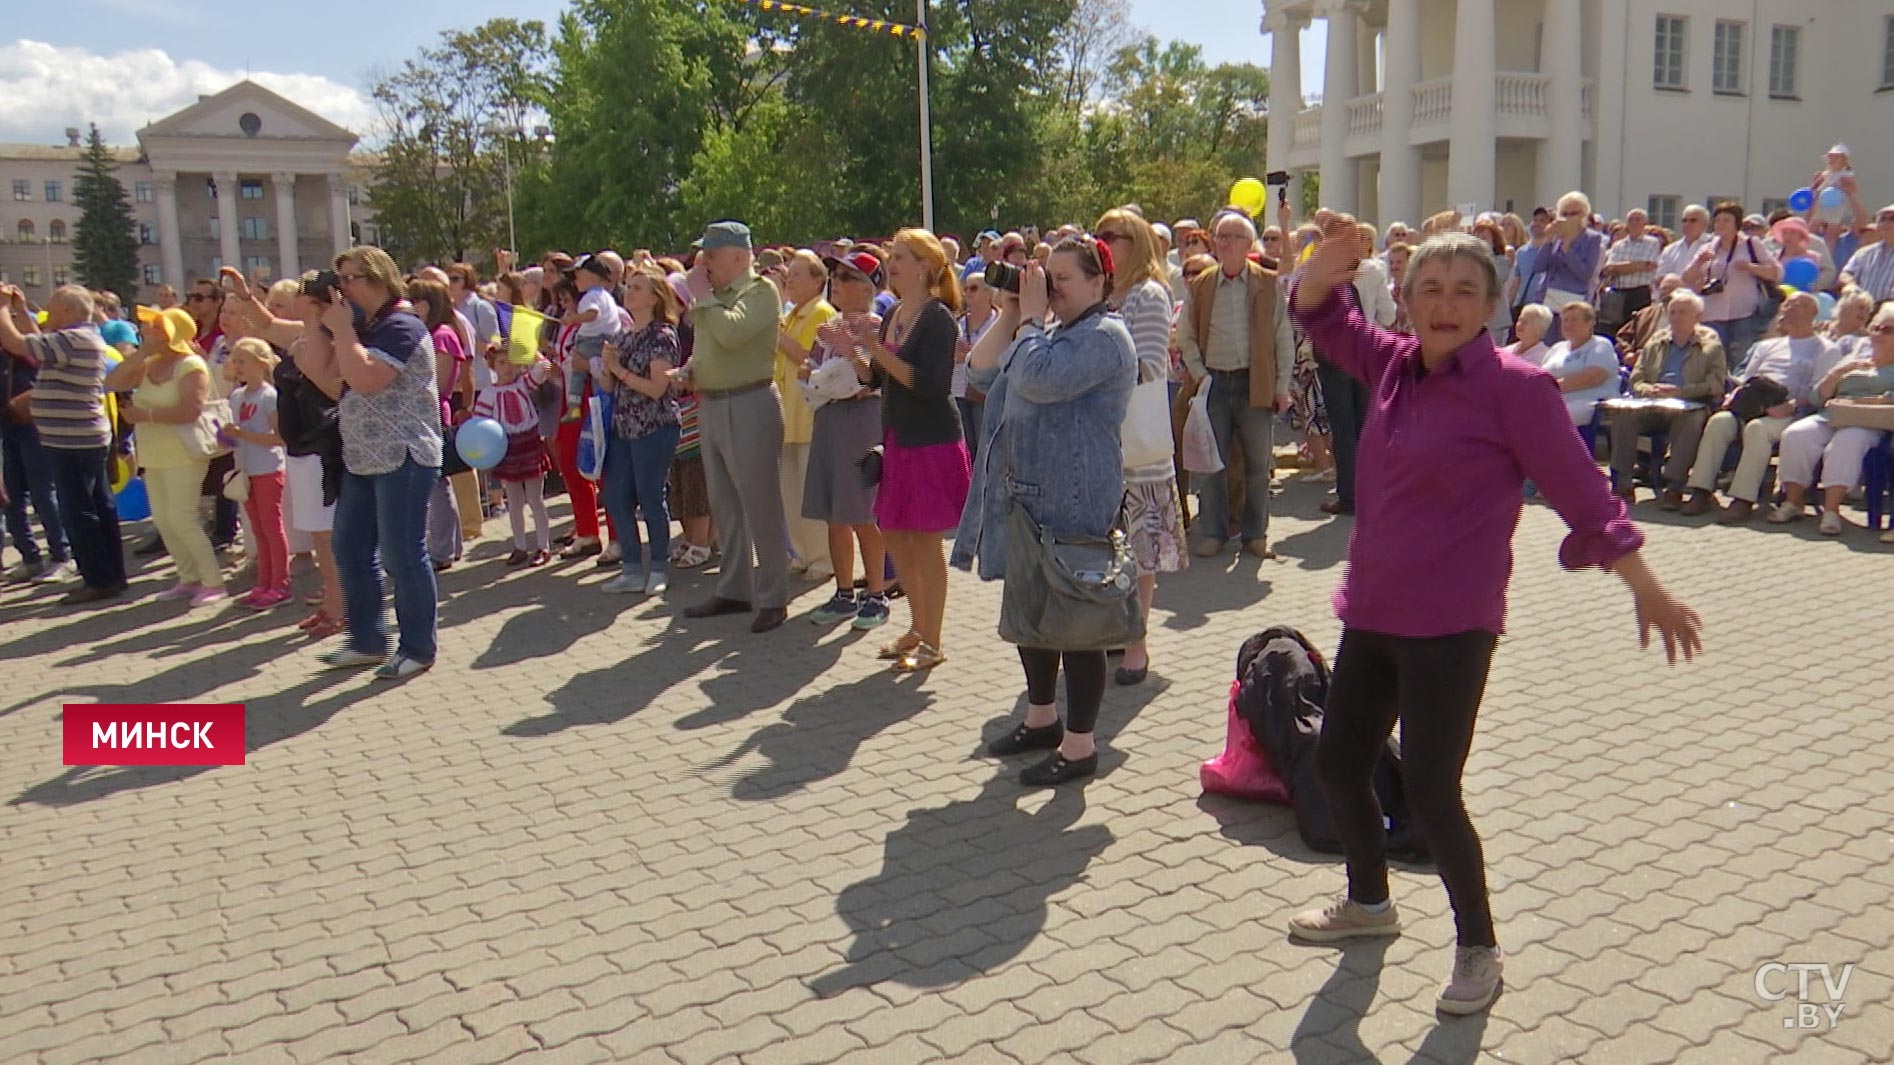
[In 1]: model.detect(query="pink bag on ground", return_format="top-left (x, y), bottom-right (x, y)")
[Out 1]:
top-left (1200, 678), bottom-right (1291, 803)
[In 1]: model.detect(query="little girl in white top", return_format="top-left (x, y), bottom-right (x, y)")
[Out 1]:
top-left (473, 350), bottom-right (556, 566)
top-left (221, 338), bottom-right (291, 609)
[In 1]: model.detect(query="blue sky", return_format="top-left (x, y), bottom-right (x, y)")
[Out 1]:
top-left (0, 0), bottom-right (1325, 144)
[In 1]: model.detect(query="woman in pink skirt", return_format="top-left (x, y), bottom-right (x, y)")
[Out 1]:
top-left (857, 228), bottom-right (971, 672)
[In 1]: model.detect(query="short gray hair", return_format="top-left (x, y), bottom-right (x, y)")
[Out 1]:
top-left (48, 285), bottom-right (95, 319)
top-left (1667, 288), bottom-right (1705, 314)
top-left (1515, 303), bottom-right (1553, 336)
top-left (1213, 212), bottom-right (1257, 242)
top-left (1400, 232), bottom-right (1502, 306)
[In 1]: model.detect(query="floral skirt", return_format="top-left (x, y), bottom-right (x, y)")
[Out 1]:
top-left (1125, 478), bottom-right (1188, 575)
top-left (667, 453), bottom-right (712, 521)
top-left (493, 427), bottom-right (552, 483)
top-left (1291, 344), bottom-right (1330, 437)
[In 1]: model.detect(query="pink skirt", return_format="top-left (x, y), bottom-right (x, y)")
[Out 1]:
top-left (873, 430), bottom-right (971, 533)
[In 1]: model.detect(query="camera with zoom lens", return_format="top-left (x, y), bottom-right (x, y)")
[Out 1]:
top-left (984, 261), bottom-right (1023, 294)
top-left (300, 269), bottom-right (341, 303)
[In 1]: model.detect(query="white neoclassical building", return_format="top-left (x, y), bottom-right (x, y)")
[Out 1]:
top-left (1264, 0), bottom-right (1894, 228)
top-left (0, 81), bottom-right (376, 305)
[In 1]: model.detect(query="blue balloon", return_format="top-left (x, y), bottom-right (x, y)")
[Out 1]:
top-left (1781, 257), bottom-right (1820, 292)
top-left (1787, 188), bottom-right (1815, 213)
top-left (454, 416), bottom-right (508, 471)
top-left (1816, 292), bottom-right (1837, 322)
top-left (1819, 186), bottom-right (1846, 211)
top-left (115, 476), bottom-right (151, 522)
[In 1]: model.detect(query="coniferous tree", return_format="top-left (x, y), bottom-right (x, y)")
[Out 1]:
top-left (72, 125), bottom-right (141, 308)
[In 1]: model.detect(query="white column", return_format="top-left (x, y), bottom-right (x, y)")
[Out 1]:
top-left (1379, 0), bottom-right (1422, 229)
top-left (154, 170), bottom-right (184, 288)
top-left (1264, 8), bottom-right (1307, 218)
top-left (214, 171), bottom-right (241, 275)
top-left (1539, 0), bottom-right (1585, 209)
top-left (1447, 0), bottom-right (1498, 213)
top-left (327, 173), bottom-right (351, 257)
top-left (272, 172), bottom-right (300, 279)
top-left (1318, 0), bottom-right (1361, 214)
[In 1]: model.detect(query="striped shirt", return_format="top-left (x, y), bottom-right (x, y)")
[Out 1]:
top-left (23, 326), bottom-right (111, 450)
top-left (1605, 233), bottom-right (1663, 290)
top-left (1840, 242), bottom-right (1894, 302)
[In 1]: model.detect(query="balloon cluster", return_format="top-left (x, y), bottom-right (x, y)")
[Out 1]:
top-left (1787, 186), bottom-right (1846, 214)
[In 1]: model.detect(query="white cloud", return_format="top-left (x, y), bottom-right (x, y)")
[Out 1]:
top-left (0, 39), bottom-right (380, 146)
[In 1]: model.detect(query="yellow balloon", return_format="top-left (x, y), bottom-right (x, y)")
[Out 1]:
top-left (1229, 178), bottom-right (1267, 215)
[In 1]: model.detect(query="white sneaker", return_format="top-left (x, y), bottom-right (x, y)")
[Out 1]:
top-left (1287, 897), bottom-right (1402, 942)
top-left (600, 573), bottom-right (644, 594)
top-left (1819, 511), bottom-right (1844, 536)
top-left (32, 560), bottom-right (77, 584)
top-left (599, 540), bottom-right (623, 565)
top-left (643, 571), bottom-right (668, 595)
top-left (1767, 501), bottom-right (1804, 524)
top-left (1437, 945), bottom-right (1504, 1015)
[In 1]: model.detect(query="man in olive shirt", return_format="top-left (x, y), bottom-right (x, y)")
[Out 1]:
top-left (682, 220), bottom-right (792, 632)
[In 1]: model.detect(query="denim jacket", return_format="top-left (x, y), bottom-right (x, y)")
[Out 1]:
top-left (950, 307), bottom-right (1137, 580)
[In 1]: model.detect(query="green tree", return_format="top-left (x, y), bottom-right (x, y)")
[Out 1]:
top-left (367, 18), bottom-right (551, 267)
top-left (70, 125), bottom-right (140, 307)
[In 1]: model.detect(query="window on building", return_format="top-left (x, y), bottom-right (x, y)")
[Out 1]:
top-left (1768, 26), bottom-right (1800, 99)
top-left (347, 185), bottom-right (359, 206)
top-left (53, 266), bottom-right (70, 286)
top-left (144, 264), bottom-right (162, 285)
top-left (48, 220), bottom-right (66, 243)
top-left (139, 222), bottom-right (157, 245)
top-left (243, 256), bottom-right (272, 279)
top-left (210, 257), bottom-right (223, 274)
top-left (1653, 16), bottom-right (1688, 90)
top-left (1706, 195), bottom-right (1737, 214)
top-left (1647, 196), bottom-right (1681, 232)
top-left (1884, 16), bottom-right (1894, 89)
top-left (209, 217), bottom-right (221, 240)
top-left (23, 265), bottom-right (41, 287)
top-left (1713, 20), bottom-right (1745, 95)
top-left (10, 179), bottom-right (28, 201)
top-left (240, 216), bottom-right (269, 241)
top-left (1760, 198), bottom-right (1789, 217)
top-left (16, 220), bottom-right (33, 240)
top-left (44, 180), bottom-right (62, 202)
top-left (240, 179), bottom-right (264, 200)
top-left (0, 268), bottom-right (8, 284)
top-left (135, 181), bottom-right (153, 203)
top-left (362, 224), bottom-right (381, 246)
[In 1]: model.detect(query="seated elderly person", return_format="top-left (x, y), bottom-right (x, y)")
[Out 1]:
top-left (1680, 291), bottom-right (1832, 524)
top-left (1504, 304), bottom-right (1553, 368)
top-left (1608, 288), bottom-right (1726, 507)
top-left (1539, 302), bottom-right (1622, 427)
top-left (1615, 273), bottom-right (1684, 364)
top-left (1770, 301), bottom-right (1894, 537)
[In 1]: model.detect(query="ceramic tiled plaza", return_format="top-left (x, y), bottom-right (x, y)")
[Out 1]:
top-left (2, 477), bottom-right (1889, 1064)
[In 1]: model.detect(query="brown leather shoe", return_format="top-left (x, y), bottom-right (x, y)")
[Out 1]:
top-left (1320, 500), bottom-right (1354, 516)
top-left (1614, 486), bottom-right (1637, 506)
top-left (683, 596), bottom-right (752, 619)
top-left (1244, 539), bottom-right (1278, 559)
top-left (1717, 498), bottom-right (1755, 525)
top-left (750, 606), bottom-right (789, 633)
top-left (1678, 490), bottom-right (1717, 517)
top-left (1659, 487), bottom-right (1685, 510)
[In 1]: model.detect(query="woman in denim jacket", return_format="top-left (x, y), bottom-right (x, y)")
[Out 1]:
top-left (952, 237), bottom-right (1136, 786)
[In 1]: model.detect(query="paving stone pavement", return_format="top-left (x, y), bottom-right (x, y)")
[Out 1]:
top-left (2, 476), bottom-right (1891, 1064)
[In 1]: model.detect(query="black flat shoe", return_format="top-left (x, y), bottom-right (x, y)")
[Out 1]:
top-left (504, 549), bottom-right (530, 567)
top-left (987, 721), bottom-right (1064, 757)
top-left (1114, 665), bottom-right (1148, 686)
top-left (683, 596), bottom-right (752, 619)
top-left (1020, 752), bottom-right (1098, 787)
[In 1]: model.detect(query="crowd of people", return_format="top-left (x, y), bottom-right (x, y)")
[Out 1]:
top-left (6, 148), bottom-right (1892, 1015)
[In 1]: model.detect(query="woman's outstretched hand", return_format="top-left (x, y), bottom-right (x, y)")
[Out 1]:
top-left (1293, 214), bottom-right (1362, 314)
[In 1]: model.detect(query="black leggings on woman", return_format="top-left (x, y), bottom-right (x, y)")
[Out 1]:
top-left (1316, 627), bottom-right (1500, 948)
top-left (1018, 647), bottom-right (1107, 734)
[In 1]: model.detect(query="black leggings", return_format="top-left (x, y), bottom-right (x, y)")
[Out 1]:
top-left (1018, 647), bottom-right (1107, 734)
top-left (1316, 627), bottom-right (1499, 948)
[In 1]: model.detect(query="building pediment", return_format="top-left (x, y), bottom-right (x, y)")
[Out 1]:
top-left (138, 80), bottom-right (359, 168)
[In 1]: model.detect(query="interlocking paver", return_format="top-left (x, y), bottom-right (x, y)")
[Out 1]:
top-left (5, 487), bottom-right (1892, 1063)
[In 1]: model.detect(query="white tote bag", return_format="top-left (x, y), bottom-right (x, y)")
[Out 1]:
top-left (1181, 379), bottom-right (1224, 475)
top-left (1119, 372), bottom-right (1173, 469)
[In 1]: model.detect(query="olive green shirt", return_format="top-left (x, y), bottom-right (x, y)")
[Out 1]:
top-left (687, 270), bottom-right (781, 392)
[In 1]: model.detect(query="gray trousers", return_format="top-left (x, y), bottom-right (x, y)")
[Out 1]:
top-left (427, 475), bottom-right (462, 564)
top-left (700, 384), bottom-right (790, 609)
top-left (1195, 370), bottom-right (1276, 543)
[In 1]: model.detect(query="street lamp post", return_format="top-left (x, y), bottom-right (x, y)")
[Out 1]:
top-left (916, 0), bottom-right (934, 231)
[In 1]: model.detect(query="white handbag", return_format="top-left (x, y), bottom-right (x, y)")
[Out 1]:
top-left (1119, 372), bottom-right (1173, 469)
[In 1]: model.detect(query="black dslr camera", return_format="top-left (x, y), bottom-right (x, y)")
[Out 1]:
top-left (300, 269), bottom-right (341, 303)
top-left (984, 261), bottom-right (1023, 294)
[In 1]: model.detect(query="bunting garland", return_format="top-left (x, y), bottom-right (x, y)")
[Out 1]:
top-left (732, 0), bottom-right (927, 40)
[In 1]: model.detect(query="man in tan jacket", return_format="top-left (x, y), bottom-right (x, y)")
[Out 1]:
top-left (1607, 289), bottom-right (1726, 507)
top-left (1177, 212), bottom-right (1294, 558)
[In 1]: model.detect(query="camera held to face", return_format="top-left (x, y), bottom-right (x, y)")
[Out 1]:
top-left (300, 270), bottom-right (341, 304)
top-left (984, 261), bottom-right (1024, 295)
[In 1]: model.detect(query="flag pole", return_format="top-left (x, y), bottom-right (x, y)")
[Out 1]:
top-left (916, 0), bottom-right (933, 232)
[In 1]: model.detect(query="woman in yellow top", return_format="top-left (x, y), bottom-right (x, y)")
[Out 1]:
top-left (775, 250), bottom-right (840, 581)
top-left (106, 308), bottom-right (227, 606)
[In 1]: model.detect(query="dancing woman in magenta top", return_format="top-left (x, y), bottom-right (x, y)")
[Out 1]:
top-left (1283, 220), bottom-right (1703, 1016)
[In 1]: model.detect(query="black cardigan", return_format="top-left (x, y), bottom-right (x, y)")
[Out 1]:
top-left (876, 299), bottom-right (964, 448)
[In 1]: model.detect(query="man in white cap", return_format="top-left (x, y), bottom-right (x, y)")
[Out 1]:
top-left (681, 220), bottom-right (793, 632)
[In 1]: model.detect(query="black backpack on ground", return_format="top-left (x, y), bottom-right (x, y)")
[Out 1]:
top-left (1234, 626), bottom-right (1431, 864)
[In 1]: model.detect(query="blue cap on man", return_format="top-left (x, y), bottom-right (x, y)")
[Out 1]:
top-left (699, 220), bottom-right (752, 251)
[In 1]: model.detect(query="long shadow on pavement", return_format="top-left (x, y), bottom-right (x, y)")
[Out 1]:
top-left (1288, 937), bottom-right (1490, 1064)
top-left (707, 672), bottom-right (937, 802)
